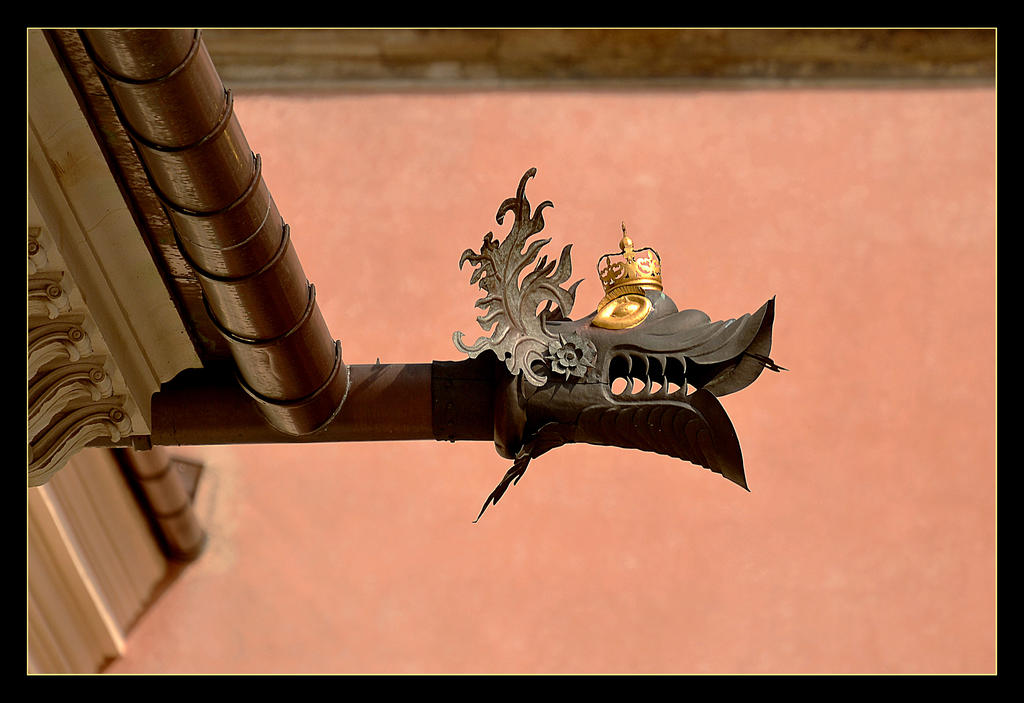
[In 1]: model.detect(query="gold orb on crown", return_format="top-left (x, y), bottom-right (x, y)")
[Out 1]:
top-left (592, 224), bottom-right (663, 330)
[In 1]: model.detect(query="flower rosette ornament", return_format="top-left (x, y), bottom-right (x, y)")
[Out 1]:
top-left (547, 332), bottom-right (597, 380)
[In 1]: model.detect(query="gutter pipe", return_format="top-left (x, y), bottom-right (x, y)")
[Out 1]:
top-left (79, 29), bottom-right (349, 436)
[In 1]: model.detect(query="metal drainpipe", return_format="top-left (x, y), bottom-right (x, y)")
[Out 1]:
top-left (79, 29), bottom-right (349, 436)
top-left (145, 357), bottom-right (497, 447)
top-left (112, 446), bottom-right (207, 562)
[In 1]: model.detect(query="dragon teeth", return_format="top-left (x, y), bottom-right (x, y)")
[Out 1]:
top-left (607, 353), bottom-right (684, 398)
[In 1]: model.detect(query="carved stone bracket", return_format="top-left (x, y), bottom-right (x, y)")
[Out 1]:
top-left (28, 224), bottom-right (137, 486)
top-left (29, 405), bottom-right (133, 486)
top-left (28, 360), bottom-right (116, 439)
top-left (28, 320), bottom-right (96, 378)
top-left (28, 273), bottom-right (72, 320)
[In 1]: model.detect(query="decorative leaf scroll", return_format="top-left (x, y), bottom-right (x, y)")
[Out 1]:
top-left (454, 169), bottom-right (582, 386)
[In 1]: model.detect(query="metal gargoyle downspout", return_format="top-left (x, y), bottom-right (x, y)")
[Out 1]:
top-left (454, 168), bottom-right (784, 521)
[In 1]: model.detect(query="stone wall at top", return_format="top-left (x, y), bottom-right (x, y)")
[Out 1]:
top-left (200, 28), bottom-right (996, 92)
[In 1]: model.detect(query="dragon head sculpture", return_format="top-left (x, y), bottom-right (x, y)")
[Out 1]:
top-left (454, 169), bottom-right (784, 520)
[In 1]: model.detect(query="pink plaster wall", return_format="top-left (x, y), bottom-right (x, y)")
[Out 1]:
top-left (105, 87), bottom-right (996, 674)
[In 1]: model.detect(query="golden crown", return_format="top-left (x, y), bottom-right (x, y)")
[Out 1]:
top-left (597, 224), bottom-right (663, 297)
top-left (591, 224), bottom-right (663, 329)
